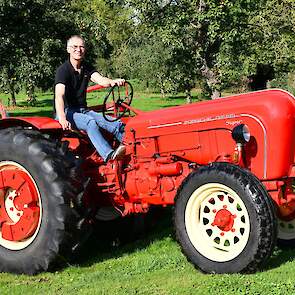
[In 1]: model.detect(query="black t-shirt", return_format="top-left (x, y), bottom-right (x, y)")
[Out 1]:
top-left (54, 60), bottom-right (97, 109)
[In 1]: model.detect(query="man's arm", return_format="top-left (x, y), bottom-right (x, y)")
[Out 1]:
top-left (90, 72), bottom-right (125, 87)
top-left (55, 83), bottom-right (71, 130)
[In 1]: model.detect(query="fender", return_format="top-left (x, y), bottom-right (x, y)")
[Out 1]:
top-left (0, 117), bottom-right (62, 131)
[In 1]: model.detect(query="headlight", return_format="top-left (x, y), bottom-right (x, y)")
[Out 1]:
top-left (232, 124), bottom-right (250, 143)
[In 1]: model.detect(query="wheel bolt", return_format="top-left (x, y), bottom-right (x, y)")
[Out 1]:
top-left (231, 228), bottom-right (235, 232)
top-left (213, 209), bottom-right (217, 213)
top-left (10, 207), bottom-right (14, 211)
top-left (220, 232), bottom-right (225, 236)
top-left (9, 197), bottom-right (13, 200)
top-left (223, 205), bottom-right (227, 209)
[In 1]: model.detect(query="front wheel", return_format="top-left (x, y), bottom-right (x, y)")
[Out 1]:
top-left (174, 163), bottom-right (276, 274)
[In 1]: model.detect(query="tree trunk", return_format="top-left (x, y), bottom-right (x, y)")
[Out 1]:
top-left (158, 76), bottom-right (165, 98)
top-left (185, 89), bottom-right (192, 104)
top-left (195, 1), bottom-right (222, 99)
top-left (211, 89), bottom-right (221, 99)
top-left (199, 57), bottom-right (221, 99)
top-left (9, 81), bottom-right (16, 107)
top-left (27, 85), bottom-right (37, 105)
top-left (160, 87), bottom-right (165, 98)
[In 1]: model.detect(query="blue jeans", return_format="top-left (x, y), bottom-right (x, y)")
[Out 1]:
top-left (62, 108), bottom-right (124, 161)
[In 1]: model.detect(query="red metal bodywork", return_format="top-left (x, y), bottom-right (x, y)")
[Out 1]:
top-left (0, 117), bottom-right (62, 131)
top-left (123, 89), bottom-right (295, 180)
top-left (118, 89), bottom-right (295, 216)
top-left (1, 88), bottom-right (295, 219)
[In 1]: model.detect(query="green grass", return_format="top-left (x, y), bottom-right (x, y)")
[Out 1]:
top-left (0, 90), bottom-right (294, 295)
top-left (1, 215), bottom-right (295, 295)
top-left (0, 88), bottom-right (204, 117)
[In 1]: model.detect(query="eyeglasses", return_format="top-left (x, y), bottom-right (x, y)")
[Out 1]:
top-left (69, 45), bottom-right (85, 50)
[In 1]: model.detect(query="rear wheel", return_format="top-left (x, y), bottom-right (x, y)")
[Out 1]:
top-left (0, 161), bottom-right (42, 250)
top-left (174, 163), bottom-right (277, 274)
top-left (0, 128), bottom-right (84, 274)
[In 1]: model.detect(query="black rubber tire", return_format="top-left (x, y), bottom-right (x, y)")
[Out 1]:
top-left (0, 128), bottom-right (84, 274)
top-left (174, 162), bottom-right (277, 274)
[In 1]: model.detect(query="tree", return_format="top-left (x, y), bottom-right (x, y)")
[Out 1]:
top-left (71, 0), bottom-right (134, 77)
top-left (126, 0), bottom-right (259, 98)
top-left (0, 0), bottom-right (78, 105)
top-left (70, 1), bottom-right (199, 100)
top-left (0, 64), bottom-right (20, 106)
top-left (126, 0), bottom-right (295, 98)
top-left (246, 0), bottom-right (295, 83)
top-left (0, 0), bottom-right (23, 105)
top-left (113, 35), bottom-right (175, 96)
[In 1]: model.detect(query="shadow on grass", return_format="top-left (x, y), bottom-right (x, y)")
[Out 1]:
top-left (70, 207), bottom-right (174, 268)
top-left (166, 95), bottom-right (202, 101)
top-left (17, 98), bottom-right (54, 108)
top-left (72, 210), bottom-right (295, 273)
top-left (9, 110), bottom-right (54, 117)
top-left (161, 104), bottom-right (183, 108)
top-left (264, 246), bottom-right (295, 271)
top-left (6, 97), bottom-right (54, 118)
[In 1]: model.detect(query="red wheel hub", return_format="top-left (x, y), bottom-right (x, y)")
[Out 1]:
top-left (212, 209), bottom-right (235, 231)
top-left (0, 167), bottom-right (40, 242)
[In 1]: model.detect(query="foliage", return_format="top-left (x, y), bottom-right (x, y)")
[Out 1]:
top-left (1, 0), bottom-right (295, 103)
top-left (270, 72), bottom-right (295, 94)
top-left (71, 0), bottom-right (134, 77)
top-left (0, 0), bottom-right (79, 105)
top-left (0, 63), bottom-right (20, 106)
top-left (247, 0), bottom-right (295, 74)
top-left (124, 1), bottom-right (235, 98)
top-left (125, 0), bottom-right (295, 98)
top-left (113, 36), bottom-right (175, 94)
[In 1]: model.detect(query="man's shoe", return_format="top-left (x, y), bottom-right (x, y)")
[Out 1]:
top-left (111, 144), bottom-right (126, 160)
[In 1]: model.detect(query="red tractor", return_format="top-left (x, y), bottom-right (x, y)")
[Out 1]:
top-left (0, 83), bottom-right (294, 274)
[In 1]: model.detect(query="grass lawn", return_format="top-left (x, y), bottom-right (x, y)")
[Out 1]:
top-left (0, 88), bottom-right (203, 117)
top-left (0, 89), bottom-right (294, 295)
top-left (0, 212), bottom-right (295, 295)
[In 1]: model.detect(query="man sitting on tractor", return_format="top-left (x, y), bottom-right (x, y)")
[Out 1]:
top-left (54, 35), bottom-right (126, 161)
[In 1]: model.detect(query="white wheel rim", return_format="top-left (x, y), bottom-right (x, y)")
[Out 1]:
top-left (185, 183), bottom-right (250, 262)
top-left (278, 218), bottom-right (295, 240)
top-left (0, 161), bottom-right (42, 250)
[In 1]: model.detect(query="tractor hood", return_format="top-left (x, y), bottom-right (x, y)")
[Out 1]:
top-left (126, 89), bottom-right (295, 139)
top-left (125, 89), bottom-right (295, 180)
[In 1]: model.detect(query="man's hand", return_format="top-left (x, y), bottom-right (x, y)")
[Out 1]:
top-left (59, 117), bottom-right (71, 130)
top-left (110, 79), bottom-right (125, 87)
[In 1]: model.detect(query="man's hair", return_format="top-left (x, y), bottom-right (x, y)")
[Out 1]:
top-left (67, 35), bottom-right (85, 48)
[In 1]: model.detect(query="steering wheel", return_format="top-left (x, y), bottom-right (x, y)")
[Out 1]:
top-left (102, 81), bottom-right (133, 122)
